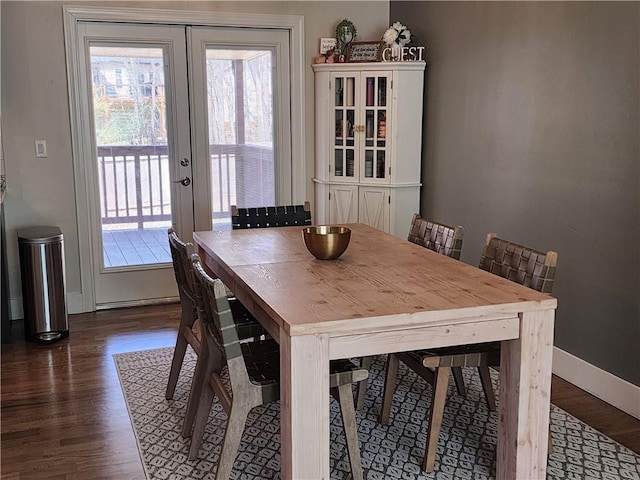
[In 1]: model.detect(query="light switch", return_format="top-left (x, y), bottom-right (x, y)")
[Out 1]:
top-left (35, 140), bottom-right (47, 158)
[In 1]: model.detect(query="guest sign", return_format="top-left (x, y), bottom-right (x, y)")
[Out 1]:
top-left (346, 42), bottom-right (384, 62)
top-left (381, 45), bottom-right (426, 62)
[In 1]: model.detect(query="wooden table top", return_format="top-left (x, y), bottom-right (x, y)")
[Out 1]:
top-left (194, 223), bottom-right (556, 336)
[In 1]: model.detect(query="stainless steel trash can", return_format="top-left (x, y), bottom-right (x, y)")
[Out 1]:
top-left (18, 226), bottom-right (69, 342)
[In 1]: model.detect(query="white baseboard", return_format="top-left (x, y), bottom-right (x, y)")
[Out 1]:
top-left (553, 346), bottom-right (640, 420)
top-left (10, 292), bottom-right (86, 319)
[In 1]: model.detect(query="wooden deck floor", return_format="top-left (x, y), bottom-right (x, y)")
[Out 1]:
top-left (102, 221), bottom-right (231, 268)
top-left (102, 227), bottom-right (171, 268)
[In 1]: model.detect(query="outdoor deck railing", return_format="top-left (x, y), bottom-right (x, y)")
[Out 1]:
top-left (97, 144), bottom-right (273, 228)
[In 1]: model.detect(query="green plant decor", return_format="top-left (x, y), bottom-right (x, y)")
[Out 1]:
top-left (336, 19), bottom-right (357, 56)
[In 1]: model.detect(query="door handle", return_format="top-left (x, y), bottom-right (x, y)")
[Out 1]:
top-left (173, 176), bottom-right (191, 186)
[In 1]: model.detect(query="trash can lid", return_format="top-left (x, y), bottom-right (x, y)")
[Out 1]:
top-left (17, 226), bottom-right (63, 243)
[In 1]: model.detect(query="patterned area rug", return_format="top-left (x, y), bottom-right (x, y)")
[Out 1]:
top-left (114, 347), bottom-right (640, 480)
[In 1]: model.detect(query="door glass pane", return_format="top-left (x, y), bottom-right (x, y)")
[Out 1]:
top-left (333, 75), bottom-right (356, 180)
top-left (366, 77), bottom-right (374, 106)
top-left (90, 46), bottom-right (172, 269)
top-left (334, 110), bottom-right (344, 146)
top-left (377, 110), bottom-right (387, 146)
top-left (345, 78), bottom-right (355, 107)
top-left (335, 77), bottom-right (344, 106)
top-left (365, 110), bottom-right (374, 147)
top-left (334, 149), bottom-right (344, 177)
top-left (205, 48), bottom-right (275, 228)
top-left (345, 109), bottom-right (355, 146)
top-left (365, 150), bottom-right (374, 178)
top-left (346, 149), bottom-right (355, 178)
top-left (376, 150), bottom-right (386, 178)
top-left (377, 77), bottom-right (387, 106)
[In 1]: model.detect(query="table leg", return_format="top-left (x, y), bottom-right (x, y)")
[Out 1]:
top-left (497, 309), bottom-right (555, 479)
top-left (280, 331), bottom-right (330, 479)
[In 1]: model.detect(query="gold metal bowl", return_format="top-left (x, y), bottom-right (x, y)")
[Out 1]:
top-left (302, 225), bottom-right (351, 260)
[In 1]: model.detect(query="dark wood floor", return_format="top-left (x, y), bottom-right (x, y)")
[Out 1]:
top-left (1, 304), bottom-right (638, 479)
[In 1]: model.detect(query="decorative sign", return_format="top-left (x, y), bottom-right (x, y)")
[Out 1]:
top-left (319, 37), bottom-right (337, 55)
top-left (381, 45), bottom-right (426, 62)
top-left (346, 41), bottom-right (384, 63)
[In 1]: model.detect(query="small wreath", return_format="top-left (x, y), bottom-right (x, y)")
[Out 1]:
top-left (336, 19), bottom-right (357, 55)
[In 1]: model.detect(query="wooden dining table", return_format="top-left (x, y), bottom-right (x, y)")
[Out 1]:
top-left (193, 223), bottom-right (557, 479)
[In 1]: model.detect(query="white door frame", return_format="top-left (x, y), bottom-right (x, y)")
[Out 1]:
top-left (63, 6), bottom-right (305, 312)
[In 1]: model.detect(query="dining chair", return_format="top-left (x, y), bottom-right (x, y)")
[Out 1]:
top-left (406, 213), bottom-right (464, 259)
top-left (380, 232), bottom-right (558, 473)
top-left (185, 254), bottom-right (369, 480)
top-left (230, 201), bottom-right (373, 417)
top-left (165, 228), bottom-right (203, 402)
top-left (230, 201), bottom-right (312, 229)
top-left (165, 229), bottom-right (266, 408)
top-left (354, 214), bottom-right (464, 410)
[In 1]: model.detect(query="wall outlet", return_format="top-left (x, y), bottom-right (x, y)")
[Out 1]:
top-left (35, 140), bottom-right (47, 158)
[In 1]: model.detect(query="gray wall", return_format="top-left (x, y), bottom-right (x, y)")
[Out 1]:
top-left (391, 1), bottom-right (639, 385)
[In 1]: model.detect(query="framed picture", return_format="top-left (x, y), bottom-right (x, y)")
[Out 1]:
top-left (346, 41), bottom-right (384, 63)
top-left (319, 37), bottom-right (337, 55)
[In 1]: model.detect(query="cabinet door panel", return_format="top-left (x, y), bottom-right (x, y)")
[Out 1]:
top-left (330, 185), bottom-right (358, 224)
top-left (362, 73), bottom-right (390, 184)
top-left (331, 74), bottom-right (358, 180)
top-left (359, 187), bottom-right (389, 232)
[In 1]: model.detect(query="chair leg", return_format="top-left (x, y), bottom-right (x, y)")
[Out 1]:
top-left (422, 366), bottom-right (451, 473)
top-left (355, 356), bottom-right (374, 410)
top-left (215, 403), bottom-right (250, 480)
top-left (187, 379), bottom-right (216, 460)
top-left (451, 367), bottom-right (466, 396)
top-left (166, 333), bottom-right (188, 400)
top-left (182, 342), bottom-right (215, 439)
top-left (380, 354), bottom-right (399, 425)
top-left (477, 366), bottom-right (496, 411)
top-left (334, 383), bottom-right (364, 480)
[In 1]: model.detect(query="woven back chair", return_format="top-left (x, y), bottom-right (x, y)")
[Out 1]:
top-left (479, 233), bottom-right (556, 293)
top-left (166, 229), bottom-right (265, 435)
top-left (354, 215), bottom-right (465, 411)
top-left (184, 254), bottom-right (369, 479)
top-left (380, 232), bottom-right (557, 473)
top-left (407, 213), bottom-right (464, 260)
top-left (166, 228), bottom-right (202, 402)
top-left (231, 201), bottom-right (312, 229)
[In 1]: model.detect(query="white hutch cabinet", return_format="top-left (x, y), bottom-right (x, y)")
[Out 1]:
top-left (312, 61), bottom-right (426, 238)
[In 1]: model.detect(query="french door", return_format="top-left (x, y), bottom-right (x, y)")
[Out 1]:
top-left (75, 21), bottom-right (291, 307)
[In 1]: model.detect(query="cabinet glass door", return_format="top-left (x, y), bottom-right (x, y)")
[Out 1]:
top-left (363, 74), bottom-right (389, 182)
top-left (332, 75), bottom-right (357, 180)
